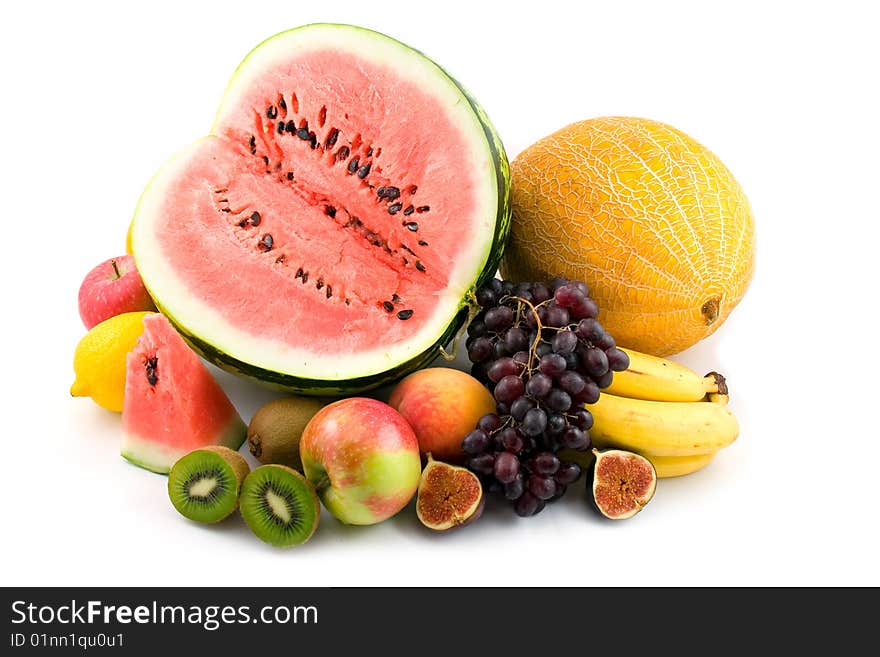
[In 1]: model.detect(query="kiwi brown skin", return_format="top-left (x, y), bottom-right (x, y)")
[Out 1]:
top-left (247, 396), bottom-right (329, 470)
top-left (201, 446), bottom-right (250, 491)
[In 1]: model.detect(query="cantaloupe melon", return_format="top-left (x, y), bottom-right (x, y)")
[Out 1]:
top-left (502, 116), bottom-right (754, 356)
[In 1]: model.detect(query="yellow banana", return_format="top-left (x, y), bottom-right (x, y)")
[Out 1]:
top-left (559, 448), bottom-right (716, 478)
top-left (604, 347), bottom-right (727, 403)
top-left (647, 452), bottom-right (716, 478)
top-left (589, 392), bottom-right (738, 457)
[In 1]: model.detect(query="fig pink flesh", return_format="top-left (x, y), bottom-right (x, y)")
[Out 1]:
top-left (594, 452), bottom-right (655, 518)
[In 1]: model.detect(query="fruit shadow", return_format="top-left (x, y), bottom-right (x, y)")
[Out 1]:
top-left (174, 510), bottom-right (354, 554)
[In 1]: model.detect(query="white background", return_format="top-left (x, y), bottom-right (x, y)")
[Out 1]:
top-left (2, 0), bottom-right (878, 586)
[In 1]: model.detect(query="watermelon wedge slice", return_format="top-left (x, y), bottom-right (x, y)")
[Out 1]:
top-left (121, 314), bottom-right (246, 474)
top-left (131, 24), bottom-right (509, 394)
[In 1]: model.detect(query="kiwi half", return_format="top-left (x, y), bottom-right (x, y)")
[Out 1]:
top-left (167, 446), bottom-right (250, 523)
top-left (239, 464), bottom-right (320, 547)
top-left (247, 396), bottom-right (328, 470)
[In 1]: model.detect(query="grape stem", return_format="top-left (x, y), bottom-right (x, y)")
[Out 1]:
top-left (510, 296), bottom-right (543, 368)
top-left (440, 293), bottom-right (484, 361)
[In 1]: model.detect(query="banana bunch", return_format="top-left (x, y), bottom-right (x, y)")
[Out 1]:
top-left (565, 348), bottom-right (739, 478)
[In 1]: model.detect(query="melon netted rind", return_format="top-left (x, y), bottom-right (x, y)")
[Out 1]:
top-left (502, 116), bottom-right (753, 357)
top-left (132, 24), bottom-right (510, 394)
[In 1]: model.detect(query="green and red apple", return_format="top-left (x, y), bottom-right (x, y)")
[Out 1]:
top-left (78, 255), bottom-right (156, 329)
top-left (300, 398), bottom-right (421, 525)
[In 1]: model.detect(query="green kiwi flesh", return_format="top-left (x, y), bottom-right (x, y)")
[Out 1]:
top-left (167, 446), bottom-right (250, 523)
top-left (240, 464), bottom-right (320, 547)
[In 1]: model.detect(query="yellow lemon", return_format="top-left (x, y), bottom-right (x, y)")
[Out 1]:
top-left (70, 311), bottom-right (155, 412)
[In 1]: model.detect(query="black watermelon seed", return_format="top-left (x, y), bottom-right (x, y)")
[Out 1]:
top-left (285, 120), bottom-right (296, 133)
top-left (415, 261), bottom-right (426, 272)
top-left (259, 234), bottom-right (274, 251)
top-left (249, 211), bottom-right (261, 226)
top-left (309, 132), bottom-right (318, 149)
top-left (295, 268), bottom-right (303, 278)
top-left (336, 146), bottom-right (350, 162)
top-left (418, 240), bottom-right (428, 246)
top-left (267, 106), bottom-right (278, 120)
top-left (416, 206), bottom-right (430, 213)
top-left (286, 171), bottom-right (294, 181)
top-left (277, 121), bottom-right (285, 134)
top-left (302, 272), bottom-right (309, 283)
top-left (325, 205), bottom-right (337, 218)
top-left (392, 294), bottom-right (401, 302)
top-left (366, 147), bottom-right (373, 157)
top-left (316, 279), bottom-right (324, 290)
top-left (262, 156), bottom-right (269, 165)
top-left (347, 158), bottom-right (359, 174)
top-left (145, 357), bottom-right (158, 386)
top-left (237, 218), bottom-right (248, 227)
top-left (275, 254), bottom-right (286, 263)
top-left (345, 298), bottom-right (351, 306)
top-left (326, 285), bottom-right (332, 298)
top-left (377, 186), bottom-right (400, 200)
top-left (222, 208), bottom-right (231, 213)
top-left (404, 222), bottom-right (418, 231)
top-left (297, 127), bottom-right (310, 140)
top-left (382, 301), bottom-right (394, 312)
top-left (388, 203), bottom-right (403, 215)
top-left (326, 128), bottom-right (339, 148)
top-left (278, 96), bottom-right (287, 111)
top-left (397, 309), bottom-right (414, 320)
top-left (403, 205), bottom-right (415, 215)
top-left (248, 135), bottom-right (256, 154)
top-left (357, 163), bottom-right (371, 179)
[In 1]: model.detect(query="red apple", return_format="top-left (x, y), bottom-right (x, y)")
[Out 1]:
top-left (78, 255), bottom-right (156, 329)
top-left (389, 368), bottom-right (496, 463)
top-left (300, 398), bottom-right (421, 525)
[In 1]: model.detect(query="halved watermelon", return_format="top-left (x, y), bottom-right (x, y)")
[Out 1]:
top-left (121, 314), bottom-right (246, 473)
top-left (131, 24), bottom-right (509, 394)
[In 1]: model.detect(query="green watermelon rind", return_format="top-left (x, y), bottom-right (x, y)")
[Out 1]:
top-left (137, 24), bottom-right (510, 395)
top-left (120, 416), bottom-right (247, 475)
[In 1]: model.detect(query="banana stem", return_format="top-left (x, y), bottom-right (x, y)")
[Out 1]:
top-left (704, 371), bottom-right (728, 395)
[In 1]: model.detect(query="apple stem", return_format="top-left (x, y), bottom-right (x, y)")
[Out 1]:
top-left (110, 259), bottom-right (122, 280)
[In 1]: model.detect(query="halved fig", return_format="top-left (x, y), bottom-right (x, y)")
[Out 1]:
top-left (588, 449), bottom-right (656, 520)
top-left (416, 454), bottom-right (484, 531)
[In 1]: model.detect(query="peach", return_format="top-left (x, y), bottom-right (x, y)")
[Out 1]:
top-left (388, 367), bottom-right (496, 463)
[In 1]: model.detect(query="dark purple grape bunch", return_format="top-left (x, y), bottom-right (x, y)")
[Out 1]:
top-left (461, 277), bottom-right (630, 517)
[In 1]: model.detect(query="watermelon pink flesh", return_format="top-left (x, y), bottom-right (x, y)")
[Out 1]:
top-left (121, 314), bottom-right (246, 474)
top-left (132, 26), bottom-right (500, 385)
